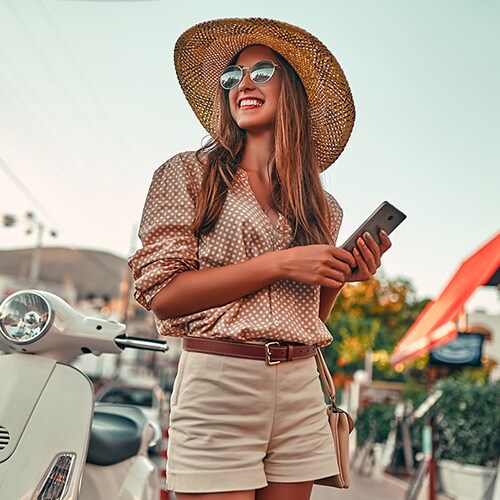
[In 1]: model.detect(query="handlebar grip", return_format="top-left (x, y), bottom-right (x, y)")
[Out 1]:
top-left (114, 335), bottom-right (169, 352)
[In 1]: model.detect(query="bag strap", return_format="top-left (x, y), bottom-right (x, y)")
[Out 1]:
top-left (315, 349), bottom-right (337, 406)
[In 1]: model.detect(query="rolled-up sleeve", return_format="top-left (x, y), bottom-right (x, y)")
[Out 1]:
top-left (128, 153), bottom-right (199, 310)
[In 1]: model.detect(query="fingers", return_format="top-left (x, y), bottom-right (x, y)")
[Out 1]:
top-left (361, 232), bottom-right (381, 267)
top-left (328, 258), bottom-right (353, 278)
top-left (322, 266), bottom-right (347, 285)
top-left (352, 247), bottom-right (370, 280)
top-left (329, 246), bottom-right (356, 268)
top-left (343, 230), bottom-right (393, 284)
top-left (314, 245), bottom-right (354, 274)
top-left (321, 276), bottom-right (345, 288)
top-left (315, 265), bottom-right (345, 288)
top-left (379, 229), bottom-right (392, 254)
top-left (356, 234), bottom-right (378, 274)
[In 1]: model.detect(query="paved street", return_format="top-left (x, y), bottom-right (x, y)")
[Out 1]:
top-left (159, 471), bottom-right (408, 499)
top-left (311, 472), bottom-right (407, 500)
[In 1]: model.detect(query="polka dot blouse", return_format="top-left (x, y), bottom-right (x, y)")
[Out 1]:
top-left (128, 151), bottom-right (343, 347)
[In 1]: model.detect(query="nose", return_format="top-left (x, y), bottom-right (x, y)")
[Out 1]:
top-left (238, 68), bottom-right (255, 91)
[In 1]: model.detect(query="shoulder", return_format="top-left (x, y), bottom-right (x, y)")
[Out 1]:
top-left (323, 190), bottom-right (343, 242)
top-left (152, 151), bottom-right (206, 195)
top-left (323, 190), bottom-right (343, 220)
top-left (155, 150), bottom-right (205, 179)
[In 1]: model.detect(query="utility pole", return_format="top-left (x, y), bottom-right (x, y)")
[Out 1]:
top-left (113, 224), bottom-right (138, 380)
top-left (118, 224), bottom-right (138, 325)
top-left (2, 212), bottom-right (57, 286)
top-left (28, 215), bottom-right (43, 284)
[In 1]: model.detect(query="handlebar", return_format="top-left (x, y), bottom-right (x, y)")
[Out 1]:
top-left (115, 335), bottom-right (169, 352)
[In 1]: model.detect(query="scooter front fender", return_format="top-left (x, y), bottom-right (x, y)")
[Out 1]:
top-left (0, 354), bottom-right (93, 499)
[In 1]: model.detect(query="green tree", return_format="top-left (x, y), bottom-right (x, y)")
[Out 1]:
top-left (323, 274), bottom-right (429, 382)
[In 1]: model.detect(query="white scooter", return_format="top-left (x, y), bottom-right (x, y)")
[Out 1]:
top-left (0, 289), bottom-right (168, 499)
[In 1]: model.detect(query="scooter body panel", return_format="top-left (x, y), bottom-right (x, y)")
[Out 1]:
top-left (0, 354), bottom-right (57, 462)
top-left (81, 455), bottom-right (159, 500)
top-left (0, 355), bottom-right (93, 499)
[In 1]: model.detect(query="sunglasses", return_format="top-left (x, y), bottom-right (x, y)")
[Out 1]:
top-left (220, 60), bottom-right (281, 90)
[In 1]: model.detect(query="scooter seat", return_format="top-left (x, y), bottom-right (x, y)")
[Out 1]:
top-left (86, 404), bottom-right (148, 466)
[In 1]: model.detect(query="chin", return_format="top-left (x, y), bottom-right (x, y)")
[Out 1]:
top-left (236, 119), bottom-right (274, 134)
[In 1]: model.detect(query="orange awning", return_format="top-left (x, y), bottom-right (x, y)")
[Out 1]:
top-left (390, 232), bottom-right (500, 366)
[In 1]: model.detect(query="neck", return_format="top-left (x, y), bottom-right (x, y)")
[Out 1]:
top-left (240, 130), bottom-right (274, 178)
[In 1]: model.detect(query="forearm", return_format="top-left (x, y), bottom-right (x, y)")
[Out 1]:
top-left (319, 285), bottom-right (344, 322)
top-left (150, 251), bottom-right (281, 319)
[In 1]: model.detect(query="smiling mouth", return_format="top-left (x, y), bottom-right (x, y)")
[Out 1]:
top-left (239, 99), bottom-right (263, 109)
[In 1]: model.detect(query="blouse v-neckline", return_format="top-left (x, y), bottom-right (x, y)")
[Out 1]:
top-left (236, 168), bottom-right (281, 230)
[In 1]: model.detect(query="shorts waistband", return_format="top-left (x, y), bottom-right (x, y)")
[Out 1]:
top-left (182, 336), bottom-right (317, 365)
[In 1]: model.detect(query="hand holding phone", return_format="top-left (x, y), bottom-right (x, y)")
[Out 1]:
top-left (340, 201), bottom-right (406, 253)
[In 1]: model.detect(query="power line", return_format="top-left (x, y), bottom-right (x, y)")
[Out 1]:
top-left (37, 1), bottom-right (141, 170)
top-left (0, 64), bottom-right (79, 184)
top-left (4, 0), bottom-right (132, 181)
top-left (0, 155), bottom-right (124, 281)
top-left (0, 43), bottom-right (106, 178)
top-left (0, 53), bottom-right (132, 205)
top-left (0, 155), bottom-right (55, 223)
top-left (0, 1), bottom-right (141, 281)
top-left (0, 2), bottom-right (142, 242)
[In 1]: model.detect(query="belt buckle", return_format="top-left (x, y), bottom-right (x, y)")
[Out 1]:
top-left (265, 341), bottom-right (281, 365)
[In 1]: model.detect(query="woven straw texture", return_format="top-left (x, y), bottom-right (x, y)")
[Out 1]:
top-left (174, 17), bottom-right (355, 170)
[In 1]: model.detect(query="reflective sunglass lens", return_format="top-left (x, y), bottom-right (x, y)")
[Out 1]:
top-left (250, 61), bottom-right (275, 84)
top-left (220, 66), bottom-right (242, 89)
top-left (220, 61), bottom-right (277, 89)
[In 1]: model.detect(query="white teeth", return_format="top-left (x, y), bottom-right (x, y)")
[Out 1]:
top-left (239, 99), bottom-right (263, 108)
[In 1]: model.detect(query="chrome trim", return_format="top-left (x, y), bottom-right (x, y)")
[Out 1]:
top-left (115, 335), bottom-right (169, 352)
top-left (0, 290), bottom-right (55, 346)
top-left (33, 452), bottom-right (76, 500)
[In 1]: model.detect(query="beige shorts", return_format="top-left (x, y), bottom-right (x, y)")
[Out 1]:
top-left (166, 350), bottom-right (339, 493)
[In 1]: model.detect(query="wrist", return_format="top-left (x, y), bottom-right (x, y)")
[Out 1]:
top-left (257, 250), bottom-right (285, 283)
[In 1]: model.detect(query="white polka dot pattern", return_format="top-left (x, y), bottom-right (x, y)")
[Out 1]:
top-left (128, 151), bottom-right (343, 346)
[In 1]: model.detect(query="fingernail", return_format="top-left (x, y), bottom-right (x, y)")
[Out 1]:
top-left (364, 232), bottom-right (372, 239)
top-left (358, 237), bottom-right (365, 246)
top-left (353, 247), bottom-right (360, 256)
top-left (380, 229), bottom-right (388, 237)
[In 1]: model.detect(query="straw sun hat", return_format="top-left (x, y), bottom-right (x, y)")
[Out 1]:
top-left (174, 17), bottom-right (355, 170)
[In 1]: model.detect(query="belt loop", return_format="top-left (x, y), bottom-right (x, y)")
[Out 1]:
top-left (287, 344), bottom-right (294, 361)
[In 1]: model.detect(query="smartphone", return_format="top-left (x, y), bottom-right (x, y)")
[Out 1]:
top-left (340, 201), bottom-right (407, 252)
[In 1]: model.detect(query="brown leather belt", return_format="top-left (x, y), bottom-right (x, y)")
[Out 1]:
top-left (183, 336), bottom-right (317, 365)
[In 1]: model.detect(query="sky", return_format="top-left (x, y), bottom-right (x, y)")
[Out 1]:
top-left (0, 0), bottom-right (499, 312)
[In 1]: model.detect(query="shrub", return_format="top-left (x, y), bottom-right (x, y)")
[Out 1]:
top-left (429, 377), bottom-right (500, 466)
top-left (355, 402), bottom-right (395, 447)
top-left (355, 377), bottom-right (500, 468)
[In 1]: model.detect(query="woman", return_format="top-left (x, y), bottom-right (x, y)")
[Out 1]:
top-left (129, 18), bottom-right (391, 500)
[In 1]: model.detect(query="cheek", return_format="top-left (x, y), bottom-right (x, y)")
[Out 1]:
top-left (266, 82), bottom-right (281, 112)
top-left (228, 91), bottom-right (239, 118)
top-left (266, 94), bottom-right (280, 117)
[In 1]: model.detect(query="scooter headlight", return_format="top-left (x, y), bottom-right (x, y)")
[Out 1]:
top-left (0, 291), bottom-right (54, 345)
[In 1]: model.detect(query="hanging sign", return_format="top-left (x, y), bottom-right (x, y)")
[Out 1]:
top-left (430, 333), bottom-right (483, 366)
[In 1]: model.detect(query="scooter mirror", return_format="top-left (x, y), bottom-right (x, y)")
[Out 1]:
top-left (0, 291), bottom-right (54, 345)
top-left (147, 420), bottom-right (163, 450)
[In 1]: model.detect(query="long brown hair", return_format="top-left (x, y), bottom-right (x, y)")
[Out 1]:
top-left (193, 49), bottom-right (333, 246)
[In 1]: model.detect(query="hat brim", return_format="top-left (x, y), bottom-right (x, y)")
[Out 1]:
top-left (174, 17), bottom-right (355, 170)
